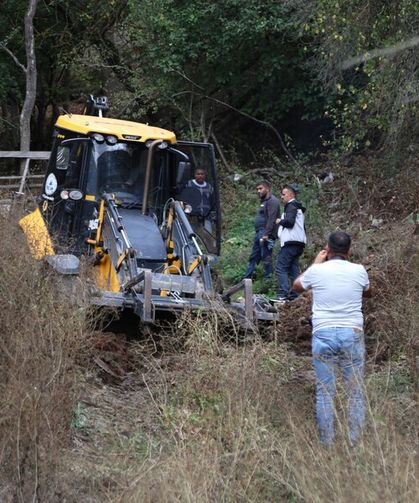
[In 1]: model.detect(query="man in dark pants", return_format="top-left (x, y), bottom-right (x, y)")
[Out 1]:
top-left (274, 184), bottom-right (306, 302)
top-left (243, 181), bottom-right (280, 281)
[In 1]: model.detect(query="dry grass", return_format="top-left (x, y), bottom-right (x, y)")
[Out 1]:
top-left (1, 177), bottom-right (418, 502)
top-left (108, 341), bottom-right (417, 503)
top-left (105, 205), bottom-right (419, 502)
top-left (0, 216), bottom-right (94, 502)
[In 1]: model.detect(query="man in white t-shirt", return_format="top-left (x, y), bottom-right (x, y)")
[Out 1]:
top-left (293, 231), bottom-right (371, 445)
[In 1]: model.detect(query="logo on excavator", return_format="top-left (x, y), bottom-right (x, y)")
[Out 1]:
top-left (45, 173), bottom-right (57, 195)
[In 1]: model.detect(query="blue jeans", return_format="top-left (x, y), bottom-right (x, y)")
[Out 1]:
top-left (312, 327), bottom-right (365, 445)
top-left (244, 229), bottom-right (273, 279)
top-left (276, 244), bottom-right (304, 299)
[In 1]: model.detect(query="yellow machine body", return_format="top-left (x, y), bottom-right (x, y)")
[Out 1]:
top-left (19, 208), bottom-right (55, 259)
top-left (56, 115), bottom-right (177, 144)
top-left (16, 97), bottom-right (276, 325)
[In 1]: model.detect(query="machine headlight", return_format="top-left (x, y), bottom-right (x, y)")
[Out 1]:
top-left (145, 139), bottom-right (168, 149)
top-left (91, 133), bottom-right (105, 143)
top-left (105, 135), bottom-right (118, 145)
top-left (69, 189), bottom-right (83, 200)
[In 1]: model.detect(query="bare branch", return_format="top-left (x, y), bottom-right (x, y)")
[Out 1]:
top-left (169, 68), bottom-right (205, 91)
top-left (341, 36), bottom-right (419, 70)
top-left (210, 132), bottom-right (230, 172)
top-left (205, 94), bottom-right (300, 168)
top-left (172, 89), bottom-right (300, 167)
top-left (0, 44), bottom-right (26, 74)
top-left (77, 61), bottom-right (127, 70)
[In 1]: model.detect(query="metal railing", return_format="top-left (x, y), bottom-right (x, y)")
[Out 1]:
top-left (0, 151), bottom-right (49, 200)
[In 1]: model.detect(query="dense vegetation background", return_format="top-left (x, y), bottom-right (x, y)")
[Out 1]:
top-left (0, 1), bottom-right (418, 501)
top-left (1, 0), bottom-right (418, 163)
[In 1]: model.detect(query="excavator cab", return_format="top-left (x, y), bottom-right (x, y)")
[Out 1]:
top-left (39, 123), bottom-right (220, 257)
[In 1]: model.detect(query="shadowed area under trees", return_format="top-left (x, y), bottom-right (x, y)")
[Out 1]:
top-left (1, 1), bottom-right (417, 161)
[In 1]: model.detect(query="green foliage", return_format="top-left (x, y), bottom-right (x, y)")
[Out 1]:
top-left (118, 432), bottom-right (161, 461)
top-left (305, 0), bottom-right (419, 155)
top-left (71, 401), bottom-right (88, 431)
top-left (216, 175), bottom-right (258, 284)
top-left (0, 0), bottom-right (129, 149)
top-left (123, 0), bottom-right (319, 139)
top-left (1, 0), bottom-right (417, 167)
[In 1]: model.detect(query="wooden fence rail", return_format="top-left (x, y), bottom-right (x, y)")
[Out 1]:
top-left (0, 151), bottom-right (50, 160)
top-left (0, 151), bottom-right (49, 196)
top-left (0, 175), bottom-right (44, 190)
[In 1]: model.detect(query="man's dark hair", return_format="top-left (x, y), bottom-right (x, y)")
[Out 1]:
top-left (283, 183), bottom-right (298, 196)
top-left (328, 231), bottom-right (351, 254)
top-left (257, 180), bottom-right (270, 189)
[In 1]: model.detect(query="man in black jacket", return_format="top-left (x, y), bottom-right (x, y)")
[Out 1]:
top-left (273, 184), bottom-right (307, 302)
top-left (183, 168), bottom-right (215, 219)
top-left (244, 181), bottom-right (280, 280)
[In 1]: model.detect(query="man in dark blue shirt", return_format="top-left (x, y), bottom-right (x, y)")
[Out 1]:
top-left (183, 168), bottom-right (214, 219)
top-left (244, 181), bottom-right (280, 280)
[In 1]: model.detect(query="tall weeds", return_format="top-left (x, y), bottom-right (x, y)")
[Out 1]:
top-left (113, 219), bottom-right (419, 502)
top-left (116, 336), bottom-right (418, 503)
top-left (0, 216), bottom-right (92, 501)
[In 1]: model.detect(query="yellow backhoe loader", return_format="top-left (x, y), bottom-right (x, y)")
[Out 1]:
top-left (19, 96), bottom-right (277, 324)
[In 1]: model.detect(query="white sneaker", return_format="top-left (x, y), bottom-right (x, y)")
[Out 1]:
top-left (271, 296), bottom-right (288, 304)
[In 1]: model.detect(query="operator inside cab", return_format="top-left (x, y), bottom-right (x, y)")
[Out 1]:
top-left (178, 167), bottom-right (216, 250)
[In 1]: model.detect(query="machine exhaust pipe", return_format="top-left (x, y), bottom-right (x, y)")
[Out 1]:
top-left (142, 139), bottom-right (163, 215)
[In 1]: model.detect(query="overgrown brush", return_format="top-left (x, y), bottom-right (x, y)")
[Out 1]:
top-left (109, 177), bottom-right (419, 502)
top-left (112, 338), bottom-right (418, 503)
top-left (0, 216), bottom-right (93, 501)
top-left (362, 221), bottom-right (419, 374)
top-left (3, 154), bottom-right (413, 501)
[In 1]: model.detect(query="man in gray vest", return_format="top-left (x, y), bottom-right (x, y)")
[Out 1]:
top-left (273, 184), bottom-right (306, 302)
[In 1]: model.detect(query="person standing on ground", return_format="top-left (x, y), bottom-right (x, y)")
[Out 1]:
top-left (243, 181), bottom-right (280, 281)
top-left (293, 231), bottom-right (371, 446)
top-left (274, 184), bottom-right (306, 302)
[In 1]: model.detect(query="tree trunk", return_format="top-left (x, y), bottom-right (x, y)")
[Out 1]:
top-left (19, 0), bottom-right (39, 174)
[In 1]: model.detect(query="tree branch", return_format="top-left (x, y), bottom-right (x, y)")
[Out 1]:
top-left (211, 132), bottom-right (230, 172)
top-left (173, 90), bottom-right (301, 168)
top-left (168, 68), bottom-right (205, 91)
top-left (341, 36), bottom-right (419, 70)
top-left (0, 44), bottom-right (26, 74)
